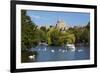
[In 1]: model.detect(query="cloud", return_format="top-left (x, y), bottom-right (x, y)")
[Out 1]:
top-left (31, 15), bottom-right (42, 19)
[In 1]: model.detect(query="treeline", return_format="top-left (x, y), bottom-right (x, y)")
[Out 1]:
top-left (21, 10), bottom-right (90, 50)
top-left (68, 23), bottom-right (90, 45)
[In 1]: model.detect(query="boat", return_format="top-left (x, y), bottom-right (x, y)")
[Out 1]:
top-left (39, 42), bottom-right (48, 46)
top-left (66, 44), bottom-right (75, 51)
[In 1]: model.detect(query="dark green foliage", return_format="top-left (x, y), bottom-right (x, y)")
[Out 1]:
top-left (80, 27), bottom-right (90, 44)
top-left (21, 10), bottom-right (48, 50)
top-left (21, 10), bottom-right (37, 50)
top-left (68, 23), bottom-right (90, 45)
top-left (40, 26), bottom-right (47, 32)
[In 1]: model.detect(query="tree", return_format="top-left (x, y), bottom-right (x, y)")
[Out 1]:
top-left (80, 22), bottom-right (90, 44)
top-left (58, 32), bottom-right (75, 45)
top-left (40, 26), bottom-right (47, 32)
top-left (21, 10), bottom-right (37, 50)
top-left (66, 22), bottom-right (90, 45)
top-left (47, 28), bottom-right (61, 45)
top-left (47, 28), bottom-right (76, 46)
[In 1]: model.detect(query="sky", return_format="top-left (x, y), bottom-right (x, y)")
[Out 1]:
top-left (27, 10), bottom-right (90, 27)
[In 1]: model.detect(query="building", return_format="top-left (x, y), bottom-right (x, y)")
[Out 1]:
top-left (56, 19), bottom-right (69, 31)
top-left (37, 19), bottom-right (69, 31)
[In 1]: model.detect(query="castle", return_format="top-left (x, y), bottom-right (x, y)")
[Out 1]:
top-left (55, 19), bottom-right (69, 31)
top-left (39, 19), bottom-right (69, 31)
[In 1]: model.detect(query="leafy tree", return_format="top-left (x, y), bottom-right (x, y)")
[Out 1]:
top-left (58, 32), bottom-right (75, 45)
top-left (47, 28), bottom-right (76, 46)
top-left (47, 28), bottom-right (60, 45)
top-left (80, 22), bottom-right (90, 44)
top-left (21, 10), bottom-right (37, 50)
top-left (40, 26), bottom-right (47, 32)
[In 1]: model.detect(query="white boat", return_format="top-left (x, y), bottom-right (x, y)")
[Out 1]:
top-left (39, 42), bottom-right (48, 46)
top-left (66, 44), bottom-right (75, 51)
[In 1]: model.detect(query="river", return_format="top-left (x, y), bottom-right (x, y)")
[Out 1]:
top-left (30, 45), bottom-right (90, 62)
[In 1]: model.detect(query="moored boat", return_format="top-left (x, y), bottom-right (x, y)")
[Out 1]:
top-left (66, 44), bottom-right (75, 51)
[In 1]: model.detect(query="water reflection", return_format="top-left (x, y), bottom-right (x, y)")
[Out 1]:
top-left (30, 45), bottom-right (90, 62)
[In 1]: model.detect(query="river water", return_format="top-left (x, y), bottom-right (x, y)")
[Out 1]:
top-left (30, 45), bottom-right (90, 62)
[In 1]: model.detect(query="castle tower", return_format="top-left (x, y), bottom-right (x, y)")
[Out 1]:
top-left (56, 19), bottom-right (69, 31)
